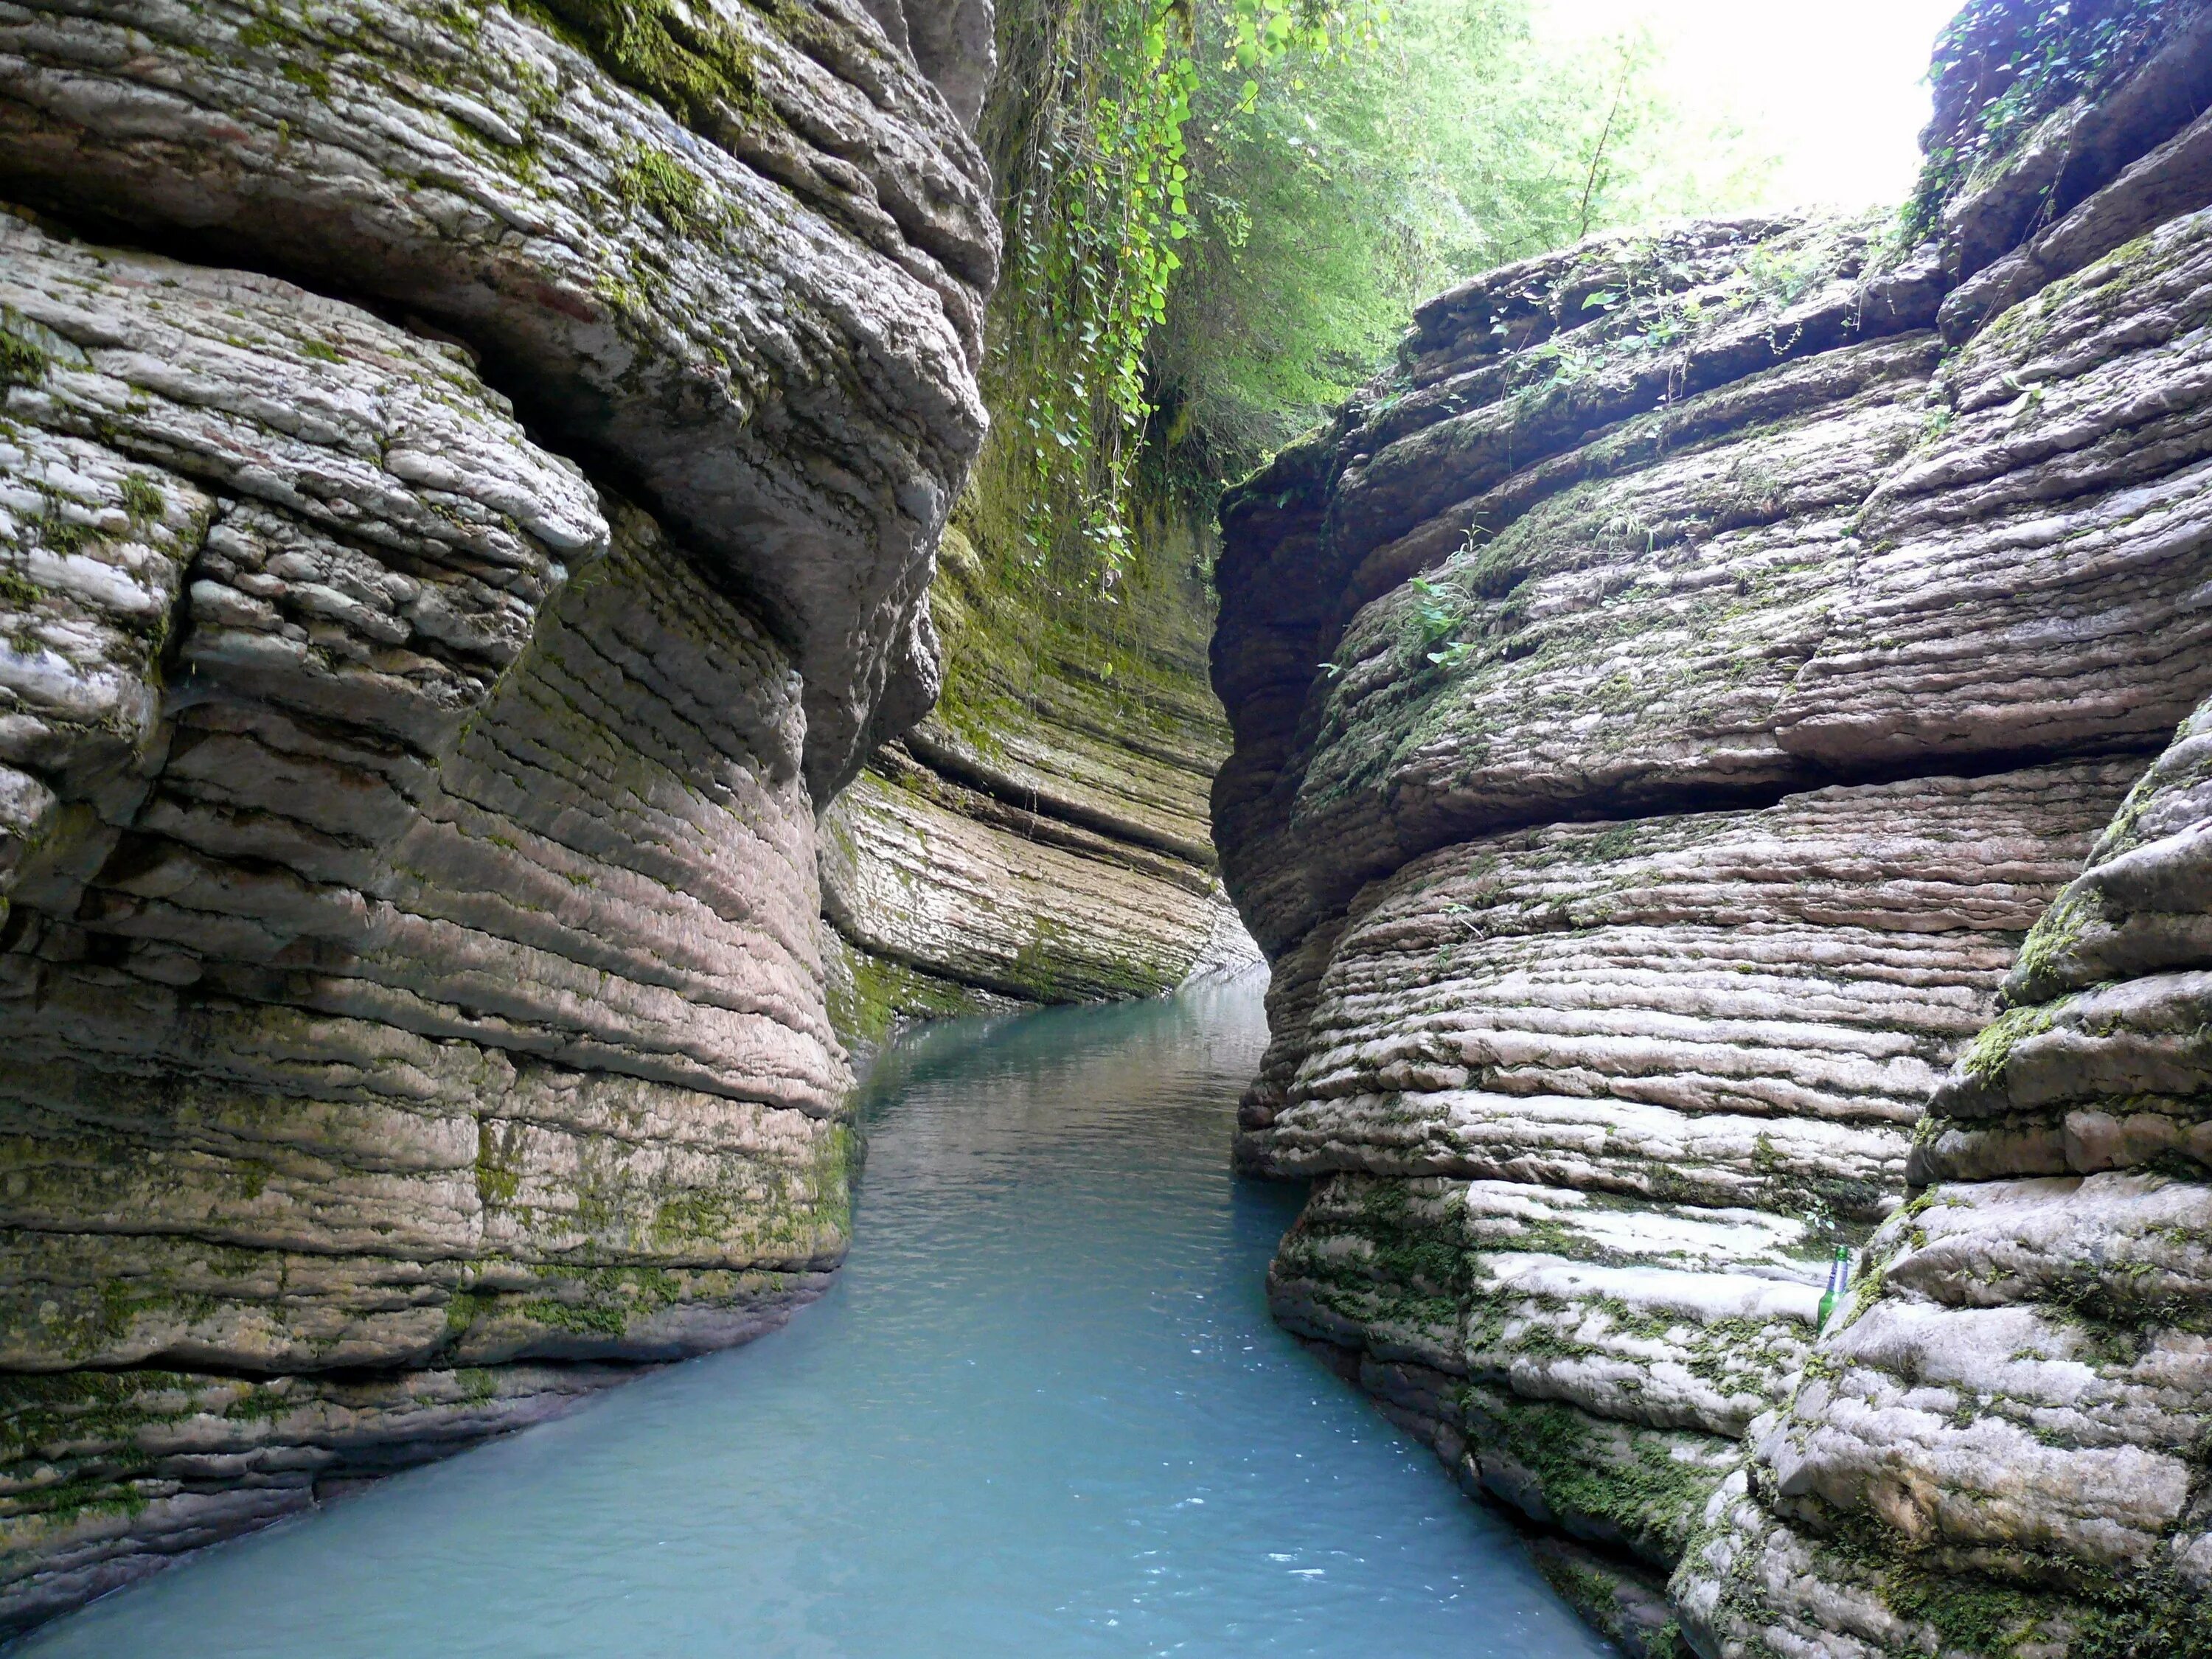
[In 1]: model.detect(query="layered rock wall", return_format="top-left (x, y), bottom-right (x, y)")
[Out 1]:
top-left (0, 0), bottom-right (996, 1632)
top-left (1675, 689), bottom-right (2212, 1657)
top-left (1212, 4), bottom-right (2212, 1651)
top-left (821, 510), bottom-right (1256, 1044)
top-left (814, 23), bottom-right (1262, 1037)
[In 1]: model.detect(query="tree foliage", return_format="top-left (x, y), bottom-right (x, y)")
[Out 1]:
top-left (975, 0), bottom-right (1775, 585)
top-left (1155, 0), bottom-right (1780, 478)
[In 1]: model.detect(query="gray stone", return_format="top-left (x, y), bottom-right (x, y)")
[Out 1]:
top-left (0, 153), bottom-right (858, 1638)
top-left (0, 0), bottom-right (1008, 1635)
top-left (1211, 12), bottom-right (2212, 1649)
top-left (0, 0), bottom-right (996, 798)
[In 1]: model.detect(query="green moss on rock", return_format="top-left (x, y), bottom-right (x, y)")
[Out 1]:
top-left (1466, 1388), bottom-right (1724, 1560)
top-left (526, 0), bottom-right (771, 132)
top-left (1903, 0), bottom-right (2184, 245)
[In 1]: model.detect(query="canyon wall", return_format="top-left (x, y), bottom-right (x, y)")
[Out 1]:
top-left (1211, 3), bottom-right (2212, 1652)
top-left (816, 25), bottom-right (1262, 1042)
top-left (0, 0), bottom-right (998, 1632)
top-left (821, 504), bottom-right (1256, 1049)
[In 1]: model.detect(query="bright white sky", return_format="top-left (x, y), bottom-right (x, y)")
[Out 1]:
top-left (1530, 0), bottom-right (1964, 209)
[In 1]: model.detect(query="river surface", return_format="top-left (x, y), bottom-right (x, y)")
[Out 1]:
top-left (22, 976), bottom-right (1610, 1658)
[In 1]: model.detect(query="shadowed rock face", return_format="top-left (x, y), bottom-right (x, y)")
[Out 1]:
top-left (819, 517), bottom-right (1259, 1044)
top-left (0, 0), bottom-right (994, 1633)
top-left (1211, 3), bottom-right (2212, 1650)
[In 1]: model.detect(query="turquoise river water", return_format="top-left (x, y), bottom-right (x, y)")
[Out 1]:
top-left (21, 975), bottom-right (1611, 1658)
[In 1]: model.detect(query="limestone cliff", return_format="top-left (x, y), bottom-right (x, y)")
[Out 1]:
top-left (815, 48), bottom-right (1259, 1041)
top-left (821, 506), bottom-right (1257, 1046)
top-left (0, 0), bottom-right (995, 1632)
top-left (1211, 2), bottom-right (2212, 1652)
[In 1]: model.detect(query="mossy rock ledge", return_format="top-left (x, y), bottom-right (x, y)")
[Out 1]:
top-left (1211, 4), bottom-right (2212, 1653)
top-left (820, 512), bottom-right (1260, 1055)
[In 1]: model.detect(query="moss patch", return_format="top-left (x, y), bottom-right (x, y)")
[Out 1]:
top-left (612, 145), bottom-right (732, 236)
top-left (526, 0), bottom-right (771, 132)
top-left (2006, 885), bottom-right (2098, 1004)
top-left (1470, 1388), bottom-right (1722, 1559)
top-left (1961, 1001), bottom-right (2059, 1083)
top-left (824, 930), bottom-right (1015, 1057)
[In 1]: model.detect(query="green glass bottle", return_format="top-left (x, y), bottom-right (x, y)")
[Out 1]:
top-left (1816, 1245), bottom-right (1852, 1332)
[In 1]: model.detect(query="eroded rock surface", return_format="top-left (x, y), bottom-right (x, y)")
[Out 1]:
top-left (822, 517), bottom-right (1257, 1048)
top-left (1673, 694), bottom-right (2212, 1659)
top-left (0, 0), bottom-right (997, 1632)
top-left (1211, 4), bottom-right (2212, 1649)
top-left (0, 0), bottom-right (995, 799)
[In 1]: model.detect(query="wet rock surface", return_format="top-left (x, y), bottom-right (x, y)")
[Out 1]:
top-left (0, 0), bottom-right (998, 1633)
top-left (1211, 6), bottom-right (2212, 1652)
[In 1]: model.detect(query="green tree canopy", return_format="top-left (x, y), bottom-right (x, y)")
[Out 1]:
top-left (1154, 0), bottom-right (1776, 473)
top-left (973, 0), bottom-right (1776, 584)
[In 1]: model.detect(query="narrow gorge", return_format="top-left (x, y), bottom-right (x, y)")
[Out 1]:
top-left (0, 0), bottom-right (2207, 1655)
top-left (0, 0), bottom-right (1260, 1635)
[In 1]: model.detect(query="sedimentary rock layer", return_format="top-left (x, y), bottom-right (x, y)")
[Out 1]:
top-left (1242, 763), bottom-right (2138, 1215)
top-left (0, 0), bottom-right (997, 798)
top-left (1675, 694), bottom-right (2212, 1658)
top-left (0, 0), bottom-right (999, 1632)
top-left (1211, 5), bottom-right (2212, 1649)
top-left (0, 1363), bottom-right (630, 1634)
top-left (0, 215), bottom-right (852, 1625)
top-left (1253, 764), bottom-right (2131, 1650)
top-left (1219, 198), bottom-right (2212, 954)
top-left (823, 518), bottom-right (1256, 1046)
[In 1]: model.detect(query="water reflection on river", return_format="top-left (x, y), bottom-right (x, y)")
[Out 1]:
top-left (21, 975), bottom-right (1610, 1659)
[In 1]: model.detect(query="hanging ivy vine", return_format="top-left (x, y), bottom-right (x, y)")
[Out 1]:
top-left (1901, 0), bottom-right (2176, 245)
top-left (981, 0), bottom-right (1379, 588)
